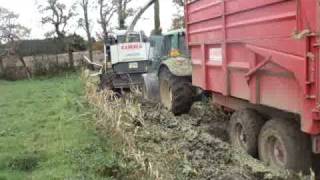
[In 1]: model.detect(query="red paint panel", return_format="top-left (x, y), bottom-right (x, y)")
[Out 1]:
top-left (229, 70), bottom-right (250, 100)
top-left (225, 0), bottom-right (289, 15)
top-left (188, 2), bottom-right (222, 23)
top-left (192, 65), bottom-right (204, 88)
top-left (187, 0), bottom-right (220, 13)
top-left (188, 18), bottom-right (222, 35)
top-left (245, 38), bottom-right (306, 57)
top-left (227, 43), bottom-right (251, 64)
top-left (206, 67), bottom-right (224, 93)
top-left (259, 72), bottom-right (301, 113)
top-left (186, 0), bottom-right (320, 135)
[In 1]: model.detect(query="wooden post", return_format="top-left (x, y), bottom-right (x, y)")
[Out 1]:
top-left (0, 57), bottom-right (4, 77)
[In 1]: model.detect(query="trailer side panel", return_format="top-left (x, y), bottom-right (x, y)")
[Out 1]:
top-left (186, 0), bottom-right (320, 134)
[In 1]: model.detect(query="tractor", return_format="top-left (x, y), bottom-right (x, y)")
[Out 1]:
top-left (143, 29), bottom-right (196, 115)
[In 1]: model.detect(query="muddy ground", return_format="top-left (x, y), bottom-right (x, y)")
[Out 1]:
top-left (85, 77), bottom-right (314, 180)
top-left (136, 98), bottom-right (304, 180)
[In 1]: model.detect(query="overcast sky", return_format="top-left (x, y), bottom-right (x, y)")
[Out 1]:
top-left (0, 0), bottom-right (178, 39)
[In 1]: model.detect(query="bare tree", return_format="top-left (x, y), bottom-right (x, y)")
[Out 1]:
top-left (173, 0), bottom-right (184, 6)
top-left (116, 0), bottom-right (158, 31)
top-left (38, 0), bottom-right (76, 39)
top-left (128, 0), bottom-right (155, 31)
top-left (0, 7), bottom-right (31, 78)
top-left (116, 0), bottom-right (135, 29)
top-left (98, 0), bottom-right (116, 42)
top-left (0, 8), bottom-right (30, 43)
top-left (153, 0), bottom-right (161, 35)
top-left (79, 0), bottom-right (93, 62)
top-left (171, 0), bottom-right (184, 30)
top-left (39, 0), bottom-right (76, 68)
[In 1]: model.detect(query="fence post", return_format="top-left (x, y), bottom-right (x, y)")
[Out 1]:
top-left (0, 57), bottom-right (4, 77)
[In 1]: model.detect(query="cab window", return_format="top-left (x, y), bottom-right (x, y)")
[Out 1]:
top-left (117, 34), bottom-right (141, 43)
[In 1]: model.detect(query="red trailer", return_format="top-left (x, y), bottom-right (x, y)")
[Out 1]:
top-left (185, 0), bottom-right (320, 173)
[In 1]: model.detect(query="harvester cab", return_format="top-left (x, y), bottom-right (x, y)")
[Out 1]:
top-left (100, 30), bottom-right (153, 91)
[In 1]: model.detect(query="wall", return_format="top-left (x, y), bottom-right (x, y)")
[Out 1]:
top-left (0, 51), bottom-right (104, 80)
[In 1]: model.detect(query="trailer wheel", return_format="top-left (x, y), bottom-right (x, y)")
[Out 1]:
top-left (159, 67), bottom-right (194, 115)
top-left (258, 119), bottom-right (312, 173)
top-left (229, 109), bottom-right (265, 157)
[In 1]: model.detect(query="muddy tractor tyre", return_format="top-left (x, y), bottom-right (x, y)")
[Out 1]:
top-left (159, 67), bottom-right (194, 115)
top-left (229, 109), bottom-right (265, 157)
top-left (258, 119), bottom-right (312, 173)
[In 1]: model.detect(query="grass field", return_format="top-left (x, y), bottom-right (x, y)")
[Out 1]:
top-left (0, 74), bottom-right (126, 180)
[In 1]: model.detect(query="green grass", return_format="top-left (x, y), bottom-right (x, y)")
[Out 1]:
top-left (0, 74), bottom-right (126, 180)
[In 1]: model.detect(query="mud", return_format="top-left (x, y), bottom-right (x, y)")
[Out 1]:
top-left (135, 96), bottom-right (311, 180)
top-left (86, 77), bottom-right (313, 180)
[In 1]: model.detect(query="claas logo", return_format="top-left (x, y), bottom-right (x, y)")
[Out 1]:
top-left (121, 44), bottom-right (143, 50)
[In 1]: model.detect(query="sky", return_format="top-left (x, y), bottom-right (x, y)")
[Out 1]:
top-left (0, 0), bottom-right (179, 39)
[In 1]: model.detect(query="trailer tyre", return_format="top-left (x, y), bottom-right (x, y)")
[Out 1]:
top-left (159, 67), bottom-right (194, 115)
top-left (229, 109), bottom-right (265, 157)
top-left (258, 119), bottom-right (312, 173)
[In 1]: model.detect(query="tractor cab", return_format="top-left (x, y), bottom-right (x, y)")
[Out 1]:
top-left (160, 29), bottom-right (188, 58)
top-left (143, 29), bottom-right (194, 105)
top-left (148, 29), bottom-right (188, 71)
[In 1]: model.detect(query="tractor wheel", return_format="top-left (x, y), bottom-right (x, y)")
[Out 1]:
top-left (229, 109), bottom-right (265, 157)
top-left (159, 67), bottom-right (194, 115)
top-left (258, 119), bottom-right (312, 173)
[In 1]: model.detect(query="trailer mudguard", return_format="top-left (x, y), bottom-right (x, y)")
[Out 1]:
top-left (159, 57), bottom-right (192, 77)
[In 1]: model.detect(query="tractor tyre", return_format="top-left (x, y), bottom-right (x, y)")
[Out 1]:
top-left (258, 119), bottom-right (312, 173)
top-left (229, 109), bottom-right (265, 157)
top-left (159, 67), bottom-right (194, 115)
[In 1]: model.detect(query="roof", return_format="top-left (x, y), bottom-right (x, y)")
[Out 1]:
top-left (113, 30), bottom-right (141, 36)
top-left (163, 29), bottom-right (185, 36)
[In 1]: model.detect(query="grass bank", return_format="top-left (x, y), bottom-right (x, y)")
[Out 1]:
top-left (0, 74), bottom-right (130, 180)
